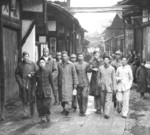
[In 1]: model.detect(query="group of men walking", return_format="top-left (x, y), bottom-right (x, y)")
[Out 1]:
top-left (15, 48), bottom-right (133, 123)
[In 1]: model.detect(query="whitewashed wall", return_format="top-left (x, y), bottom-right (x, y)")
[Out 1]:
top-left (22, 24), bottom-right (37, 62)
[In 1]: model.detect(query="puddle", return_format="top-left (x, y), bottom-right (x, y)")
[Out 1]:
top-left (131, 125), bottom-right (150, 135)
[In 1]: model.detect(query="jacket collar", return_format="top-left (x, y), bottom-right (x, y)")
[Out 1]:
top-left (61, 60), bottom-right (71, 66)
top-left (22, 59), bottom-right (32, 64)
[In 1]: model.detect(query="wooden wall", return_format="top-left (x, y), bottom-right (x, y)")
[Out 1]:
top-left (125, 29), bottom-right (134, 51)
top-left (0, 0), bottom-right (21, 104)
top-left (143, 26), bottom-right (150, 62)
top-left (134, 28), bottom-right (143, 55)
top-left (3, 27), bottom-right (19, 101)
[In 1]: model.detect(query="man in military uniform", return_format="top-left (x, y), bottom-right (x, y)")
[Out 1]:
top-left (70, 54), bottom-right (78, 111)
top-left (70, 54), bottom-right (77, 63)
top-left (111, 50), bottom-right (122, 112)
top-left (54, 52), bottom-right (62, 104)
top-left (111, 50), bottom-right (122, 71)
top-left (15, 52), bottom-right (38, 118)
top-left (75, 53), bottom-right (89, 116)
top-left (89, 51), bottom-right (103, 114)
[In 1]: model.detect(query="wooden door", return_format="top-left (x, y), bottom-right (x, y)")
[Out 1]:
top-left (3, 27), bottom-right (19, 102)
top-left (143, 26), bottom-right (150, 62)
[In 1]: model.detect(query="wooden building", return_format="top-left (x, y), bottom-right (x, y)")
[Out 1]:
top-left (0, 0), bottom-right (84, 120)
top-left (118, 0), bottom-right (150, 61)
top-left (22, 0), bottom-right (84, 58)
top-left (0, 0), bottom-right (22, 120)
top-left (104, 14), bottom-right (125, 54)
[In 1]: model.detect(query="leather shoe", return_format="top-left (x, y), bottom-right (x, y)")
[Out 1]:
top-left (104, 115), bottom-right (110, 119)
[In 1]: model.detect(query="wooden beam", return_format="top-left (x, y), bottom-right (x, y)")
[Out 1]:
top-left (131, 15), bottom-right (150, 19)
top-left (69, 5), bottom-right (140, 13)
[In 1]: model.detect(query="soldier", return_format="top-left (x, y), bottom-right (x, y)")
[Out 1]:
top-left (15, 51), bottom-right (38, 118)
top-left (111, 50), bottom-right (122, 71)
top-left (58, 51), bottom-right (78, 116)
top-left (75, 53), bottom-right (89, 116)
top-left (56, 52), bottom-right (62, 63)
top-left (70, 54), bottom-right (78, 111)
top-left (35, 58), bottom-right (55, 123)
top-left (111, 50), bottom-right (122, 111)
top-left (97, 56), bottom-right (116, 119)
top-left (40, 47), bottom-right (58, 104)
top-left (70, 54), bottom-right (77, 63)
top-left (54, 52), bottom-right (62, 105)
top-left (89, 51), bottom-right (103, 114)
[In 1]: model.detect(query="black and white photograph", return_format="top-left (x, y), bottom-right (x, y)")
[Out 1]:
top-left (0, 0), bottom-right (150, 135)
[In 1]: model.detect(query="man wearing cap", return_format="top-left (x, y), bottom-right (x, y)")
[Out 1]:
top-left (70, 54), bottom-right (77, 64)
top-left (56, 52), bottom-right (62, 64)
top-left (70, 54), bottom-right (78, 111)
top-left (111, 50), bottom-right (122, 112)
top-left (40, 47), bottom-right (58, 103)
top-left (15, 51), bottom-right (38, 118)
top-left (111, 50), bottom-right (122, 71)
top-left (58, 51), bottom-right (78, 115)
top-left (54, 52), bottom-right (62, 104)
top-left (89, 51), bottom-right (103, 114)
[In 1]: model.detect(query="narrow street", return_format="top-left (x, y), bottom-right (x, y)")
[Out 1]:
top-left (1, 86), bottom-right (150, 135)
top-left (0, 1), bottom-right (150, 135)
top-left (0, 95), bottom-right (126, 135)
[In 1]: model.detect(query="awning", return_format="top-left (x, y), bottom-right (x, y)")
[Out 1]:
top-left (47, 2), bottom-right (82, 30)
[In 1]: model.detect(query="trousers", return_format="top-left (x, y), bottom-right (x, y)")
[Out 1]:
top-left (77, 86), bottom-right (88, 113)
top-left (116, 90), bottom-right (130, 117)
top-left (61, 101), bottom-right (71, 111)
top-left (36, 97), bottom-right (51, 118)
top-left (101, 91), bottom-right (113, 116)
top-left (94, 95), bottom-right (101, 112)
